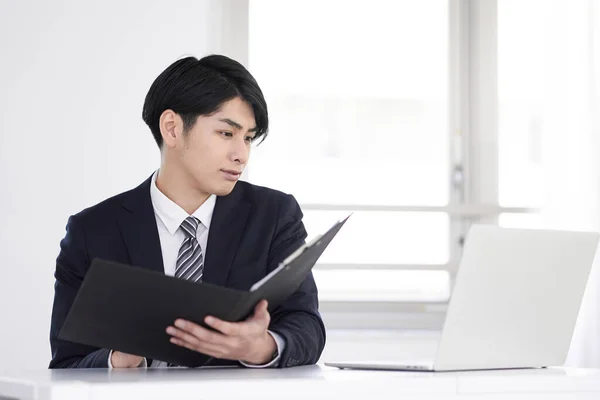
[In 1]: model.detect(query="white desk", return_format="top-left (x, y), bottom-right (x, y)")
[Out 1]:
top-left (1, 365), bottom-right (599, 400)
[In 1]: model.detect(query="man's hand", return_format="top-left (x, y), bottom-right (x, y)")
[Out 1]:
top-left (111, 351), bottom-right (144, 368)
top-left (167, 300), bottom-right (277, 365)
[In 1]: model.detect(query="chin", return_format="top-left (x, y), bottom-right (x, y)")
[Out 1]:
top-left (213, 182), bottom-right (237, 196)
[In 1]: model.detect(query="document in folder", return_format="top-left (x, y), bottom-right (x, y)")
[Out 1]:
top-left (58, 215), bottom-right (350, 367)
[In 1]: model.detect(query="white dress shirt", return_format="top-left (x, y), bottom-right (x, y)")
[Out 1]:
top-left (108, 171), bottom-right (285, 368)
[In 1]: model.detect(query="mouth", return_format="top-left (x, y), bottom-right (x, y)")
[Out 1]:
top-left (221, 169), bottom-right (242, 181)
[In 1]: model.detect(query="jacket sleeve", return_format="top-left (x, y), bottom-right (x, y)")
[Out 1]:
top-left (49, 215), bottom-right (111, 368)
top-left (267, 195), bottom-right (326, 368)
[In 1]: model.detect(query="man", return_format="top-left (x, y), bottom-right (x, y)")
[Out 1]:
top-left (49, 55), bottom-right (325, 369)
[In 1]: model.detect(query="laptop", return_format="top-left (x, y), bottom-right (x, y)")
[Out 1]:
top-left (325, 224), bottom-right (600, 372)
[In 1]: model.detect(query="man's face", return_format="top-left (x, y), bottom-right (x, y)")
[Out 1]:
top-left (176, 97), bottom-right (257, 196)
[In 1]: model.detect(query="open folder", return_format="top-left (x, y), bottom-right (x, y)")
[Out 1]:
top-left (58, 215), bottom-right (350, 367)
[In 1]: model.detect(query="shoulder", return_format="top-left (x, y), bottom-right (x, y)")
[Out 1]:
top-left (70, 179), bottom-right (148, 226)
top-left (233, 180), bottom-right (300, 215)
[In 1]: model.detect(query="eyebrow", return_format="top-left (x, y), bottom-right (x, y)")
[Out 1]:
top-left (218, 118), bottom-right (258, 133)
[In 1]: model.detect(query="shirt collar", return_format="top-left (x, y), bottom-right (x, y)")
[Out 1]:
top-left (149, 170), bottom-right (216, 236)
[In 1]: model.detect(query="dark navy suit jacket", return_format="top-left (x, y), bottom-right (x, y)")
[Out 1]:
top-left (49, 175), bottom-right (325, 368)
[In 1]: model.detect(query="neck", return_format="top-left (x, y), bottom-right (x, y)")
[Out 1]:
top-left (155, 164), bottom-right (210, 215)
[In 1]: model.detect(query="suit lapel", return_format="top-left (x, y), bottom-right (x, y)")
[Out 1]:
top-left (203, 186), bottom-right (251, 286)
top-left (117, 176), bottom-right (165, 274)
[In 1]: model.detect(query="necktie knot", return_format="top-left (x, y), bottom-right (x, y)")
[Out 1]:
top-left (180, 216), bottom-right (200, 238)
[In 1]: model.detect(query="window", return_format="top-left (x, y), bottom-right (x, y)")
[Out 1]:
top-left (244, 0), bottom-right (595, 318)
top-left (248, 0), bottom-right (452, 302)
top-left (498, 0), bottom-right (600, 233)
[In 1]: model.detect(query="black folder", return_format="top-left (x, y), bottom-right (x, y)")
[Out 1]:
top-left (58, 215), bottom-right (350, 367)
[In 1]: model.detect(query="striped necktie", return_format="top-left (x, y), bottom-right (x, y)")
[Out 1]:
top-left (174, 216), bottom-right (204, 282)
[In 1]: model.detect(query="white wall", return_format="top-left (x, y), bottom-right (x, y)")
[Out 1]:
top-left (0, 0), bottom-right (244, 370)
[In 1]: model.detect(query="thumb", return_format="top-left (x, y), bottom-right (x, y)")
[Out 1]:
top-left (252, 300), bottom-right (270, 324)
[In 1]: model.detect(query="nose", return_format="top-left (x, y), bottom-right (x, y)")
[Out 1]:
top-left (229, 135), bottom-right (249, 166)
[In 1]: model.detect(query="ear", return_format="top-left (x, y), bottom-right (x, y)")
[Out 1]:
top-left (159, 109), bottom-right (183, 149)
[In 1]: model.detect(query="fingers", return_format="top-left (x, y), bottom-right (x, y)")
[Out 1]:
top-left (167, 307), bottom-right (274, 362)
top-left (199, 300), bottom-right (271, 336)
top-left (167, 321), bottom-right (245, 360)
top-left (111, 351), bottom-right (144, 368)
top-left (166, 303), bottom-right (271, 359)
top-left (204, 316), bottom-right (242, 336)
top-left (167, 320), bottom-right (226, 347)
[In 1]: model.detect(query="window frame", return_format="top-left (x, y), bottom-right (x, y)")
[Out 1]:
top-left (235, 0), bottom-right (532, 329)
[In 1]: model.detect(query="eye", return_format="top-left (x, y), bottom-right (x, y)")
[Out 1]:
top-left (245, 135), bottom-right (255, 143)
top-left (220, 131), bottom-right (233, 138)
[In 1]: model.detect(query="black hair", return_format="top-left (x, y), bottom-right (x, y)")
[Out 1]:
top-left (142, 54), bottom-right (269, 148)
